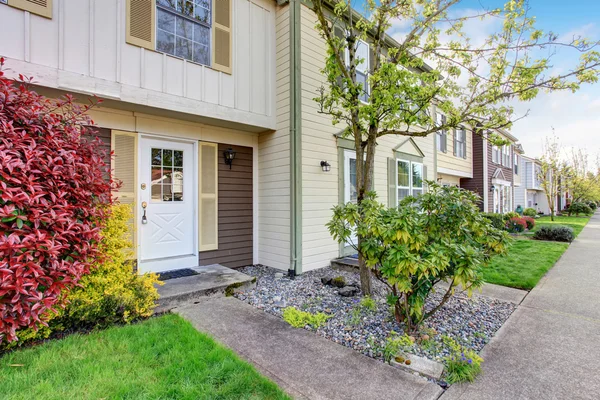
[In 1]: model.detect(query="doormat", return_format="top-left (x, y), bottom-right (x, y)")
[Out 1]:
top-left (158, 268), bottom-right (199, 281)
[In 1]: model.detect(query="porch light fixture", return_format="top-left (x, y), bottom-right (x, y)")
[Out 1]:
top-left (490, 185), bottom-right (496, 192)
top-left (223, 147), bottom-right (236, 169)
top-left (320, 161), bottom-right (331, 172)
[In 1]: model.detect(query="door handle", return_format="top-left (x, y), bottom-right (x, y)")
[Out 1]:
top-left (141, 201), bottom-right (148, 224)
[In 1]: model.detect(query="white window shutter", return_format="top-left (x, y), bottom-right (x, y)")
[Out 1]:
top-left (111, 130), bottom-right (138, 257)
top-left (126, 0), bottom-right (155, 50)
top-left (388, 157), bottom-right (397, 207)
top-left (8, 0), bottom-right (52, 18)
top-left (212, 0), bottom-right (232, 74)
top-left (199, 142), bottom-right (219, 251)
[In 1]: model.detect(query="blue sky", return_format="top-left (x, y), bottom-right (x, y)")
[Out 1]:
top-left (385, 0), bottom-right (600, 158)
top-left (451, 0), bottom-right (600, 158)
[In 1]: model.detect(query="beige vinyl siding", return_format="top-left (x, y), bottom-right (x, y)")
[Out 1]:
top-left (298, 5), bottom-right (437, 270)
top-left (256, 3), bottom-right (292, 271)
top-left (437, 127), bottom-right (473, 177)
top-left (300, 5), bottom-right (340, 271)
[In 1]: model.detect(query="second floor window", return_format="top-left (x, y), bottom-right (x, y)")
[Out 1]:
top-left (454, 128), bottom-right (467, 159)
top-left (492, 145), bottom-right (500, 164)
top-left (345, 39), bottom-right (370, 102)
top-left (436, 114), bottom-right (447, 152)
top-left (156, 0), bottom-right (212, 66)
top-left (502, 145), bottom-right (511, 167)
top-left (514, 154), bottom-right (519, 175)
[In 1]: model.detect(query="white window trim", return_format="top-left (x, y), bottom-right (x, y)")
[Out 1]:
top-left (436, 113), bottom-right (447, 153)
top-left (397, 159), bottom-right (424, 202)
top-left (455, 128), bottom-right (466, 159)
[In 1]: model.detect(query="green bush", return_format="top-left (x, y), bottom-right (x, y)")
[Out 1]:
top-left (523, 208), bottom-right (537, 217)
top-left (482, 213), bottom-right (505, 230)
top-left (2, 204), bottom-right (161, 351)
top-left (587, 201), bottom-right (598, 211)
top-left (503, 211), bottom-right (520, 221)
top-left (282, 307), bottom-right (331, 329)
top-left (522, 216), bottom-right (536, 230)
top-left (568, 202), bottom-right (593, 216)
top-left (533, 225), bottom-right (575, 243)
top-left (331, 276), bottom-right (347, 288)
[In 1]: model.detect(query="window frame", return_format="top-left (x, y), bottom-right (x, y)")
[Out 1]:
top-left (454, 127), bottom-right (467, 159)
top-left (155, 0), bottom-right (212, 67)
top-left (436, 113), bottom-right (447, 153)
top-left (514, 154), bottom-right (519, 175)
top-left (492, 145), bottom-right (500, 164)
top-left (397, 158), bottom-right (424, 202)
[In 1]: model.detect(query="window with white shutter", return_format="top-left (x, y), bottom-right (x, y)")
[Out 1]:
top-left (7, 0), bottom-right (52, 19)
top-left (199, 142), bottom-right (218, 251)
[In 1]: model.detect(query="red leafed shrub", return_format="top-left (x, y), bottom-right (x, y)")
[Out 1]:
top-left (0, 59), bottom-right (112, 343)
top-left (522, 216), bottom-right (535, 230)
top-left (505, 217), bottom-right (527, 233)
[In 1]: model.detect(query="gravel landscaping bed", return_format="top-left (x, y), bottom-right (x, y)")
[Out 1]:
top-left (235, 265), bottom-right (516, 364)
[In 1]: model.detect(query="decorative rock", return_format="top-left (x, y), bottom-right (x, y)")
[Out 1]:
top-left (338, 286), bottom-right (359, 297)
top-left (321, 277), bottom-right (332, 285)
top-left (274, 272), bottom-right (284, 279)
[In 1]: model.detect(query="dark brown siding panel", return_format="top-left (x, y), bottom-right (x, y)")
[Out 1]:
top-left (200, 144), bottom-right (253, 268)
top-left (460, 131), bottom-right (485, 210)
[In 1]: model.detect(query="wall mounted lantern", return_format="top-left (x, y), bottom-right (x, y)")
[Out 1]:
top-left (320, 161), bottom-right (331, 172)
top-left (490, 185), bottom-right (496, 192)
top-left (223, 147), bottom-right (236, 169)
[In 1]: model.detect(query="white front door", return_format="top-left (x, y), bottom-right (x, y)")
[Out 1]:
top-left (139, 137), bottom-right (197, 273)
top-left (343, 150), bottom-right (358, 250)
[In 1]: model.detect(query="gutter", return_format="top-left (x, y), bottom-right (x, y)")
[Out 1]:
top-left (288, 0), bottom-right (302, 277)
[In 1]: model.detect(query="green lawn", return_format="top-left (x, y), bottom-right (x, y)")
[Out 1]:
top-left (483, 215), bottom-right (591, 290)
top-left (0, 314), bottom-right (289, 400)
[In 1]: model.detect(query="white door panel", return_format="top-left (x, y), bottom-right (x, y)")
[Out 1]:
top-left (139, 137), bottom-right (197, 273)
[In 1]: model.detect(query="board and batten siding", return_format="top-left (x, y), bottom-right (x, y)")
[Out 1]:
top-left (256, 2), bottom-right (292, 271)
top-left (0, 0), bottom-right (276, 130)
top-left (298, 4), bottom-right (436, 272)
top-left (200, 144), bottom-right (254, 268)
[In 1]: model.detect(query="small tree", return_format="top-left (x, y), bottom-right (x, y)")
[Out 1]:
top-left (0, 60), bottom-right (112, 343)
top-left (328, 184), bottom-right (509, 333)
top-left (311, 0), bottom-right (600, 294)
top-left (565, 149), bottom-right (600, 204)
top-left (538, 135), bottom-right (568, 221)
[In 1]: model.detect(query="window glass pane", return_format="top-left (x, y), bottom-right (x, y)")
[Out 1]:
top-left (180, 0), bottom-right (194, 17)
top-left (158, 0), bottom-right (177, 10)
top-left (412, 163), bottom-right (423, 188)
top-left (412, 189), bottom-right (423, 196)
top-left (175, 36), bottom-right (193, 60)
top-left (355, 41), bottom-right (369, 73)
top-left (163, 184), bottom-right (174, 201)
top-left (157, 30), bottom-right (175, 55)
top-left (357, 72), bottom-right (368, 102)
top-left (152, 148), bottom-right (162, 166)
top-left (163, 150), bottom-right (173, 167)
top-left (174, 150), bottom-right (183, 167)
top-left (151, 184), bottom-right (162, 200)
top-left (194, 5), bottom-right (210, 24)
top-left (157, 8), bottom-right (175, 31)
top-left (397, 160), bottom-right (410, 187)
top-left (173, 169), bottom-right (184, 201)
top-left (398, 188), bottom-right (410, 201)
top-left (176, 17), bottom-right (194, 40)
top-left (193, 43), bottom-right (210, 65)
top-left (349, 158), bottom-right (357, 202)
top-left (194, 23), bottom-right (210, 45)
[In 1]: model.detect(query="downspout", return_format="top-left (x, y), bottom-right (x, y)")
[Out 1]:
top-left (288, 0), bottom-right (302, 278)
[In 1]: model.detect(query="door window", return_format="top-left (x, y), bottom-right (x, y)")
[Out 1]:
top-left (151, 148), bottom-right (184, 202)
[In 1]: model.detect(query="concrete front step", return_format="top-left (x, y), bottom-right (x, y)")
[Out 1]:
top-left (331, 256), bottom-right (359, 272)
top-left (155, 264), bottom-right (256, 313)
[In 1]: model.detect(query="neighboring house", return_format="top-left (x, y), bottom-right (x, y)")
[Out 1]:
top-left (460, 128), bottom-right (518, 213)
top-left (513, 144), bottom-right (525, 209)
top-left (515, 155), bottom-right (551, 214)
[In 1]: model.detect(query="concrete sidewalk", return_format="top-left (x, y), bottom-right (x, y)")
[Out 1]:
top-left (177, 297), bottom-right (443, 400)
top-left (443, 213), bottom-right (600, 400)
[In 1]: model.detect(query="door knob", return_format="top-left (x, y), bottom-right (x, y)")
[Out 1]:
top-left (141, 202), bottom-right (148, 224)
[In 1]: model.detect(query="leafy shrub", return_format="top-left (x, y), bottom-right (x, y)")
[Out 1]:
top-left (533, 225), bottom-right (575, 242)
top-left (384, 332), bottom-right (415, 362)
top-left (283, 307), bottom-right (331, 329)
top-left (503, 211), bottom-right (520, 221)
top-left (523, 208), bottom-right (537, 217)
top-left (328, 184), bottom-right (509, 333)
top-left (568, 202), bottom-right (593, 216)
top-left (443, 336), bottom-right (484, 384)
top-left (522, 216), bottom-right (535, 230)
top-left (1, 204), bottom-right (161, 351)
top-left (0, 61), bottom-right (112, 343)
top-left (482, 213), bottom-right (505, 230)
top-left (587, 201), bottom-right (598, 211)
top-left (505, 217), bottom-right (527, 233)
top-left (359, 296), bottom-right (377, 312)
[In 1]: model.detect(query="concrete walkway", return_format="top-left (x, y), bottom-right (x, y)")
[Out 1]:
top-left (443, 213), bottom-right (600, 400)
top-left (177, 297), bottom-right (443, 400)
